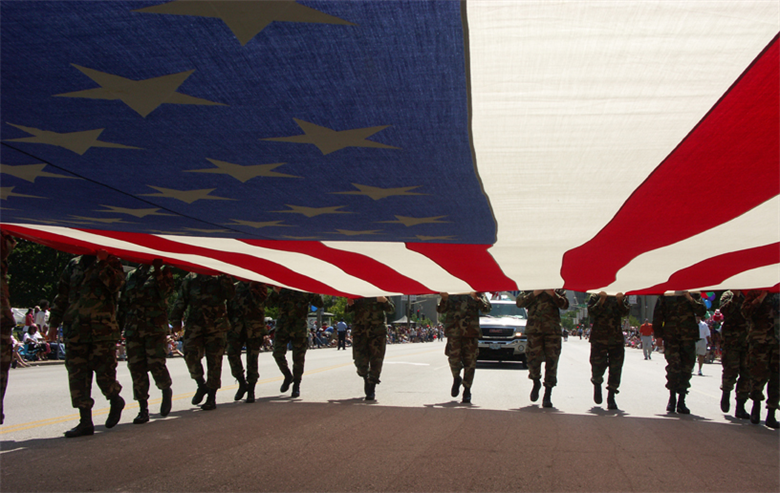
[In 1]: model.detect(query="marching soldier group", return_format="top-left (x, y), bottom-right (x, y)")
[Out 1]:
top-left (0, 240), bottom-right (777, 435)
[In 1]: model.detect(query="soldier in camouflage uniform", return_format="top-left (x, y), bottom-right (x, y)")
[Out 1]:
top-left (652, 291), bottom-right (706, 414)
top-left (437, 292), bottom-right (491, 404)
top-left (118, 259), bottom-right (174, 424)
top-left (50, 250), bottom-right (126, 437)
top-left (346, 296), bottom-right (395, 401)
top-left (718, 289), bottom-right (751, 418)
top-left (587, 291), bottom-right (630, 410)
top-left (516, 289), bottom-right (569, 408)
top-left (170, 272), bottom-right (235, 411)
top-left (1, 232), bottom-right (18, 425)
top-left (741, 290), bottom-right (779, 428)
top-left (266, 287), bottom-right (323, 398)
top-left (227, 281), bottom-right (268, 403)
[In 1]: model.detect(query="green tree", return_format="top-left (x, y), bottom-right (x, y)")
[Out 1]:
top-left (324, 295), bottom-right (351, 324)
top-left (6, 239), bottom-right (74, 308)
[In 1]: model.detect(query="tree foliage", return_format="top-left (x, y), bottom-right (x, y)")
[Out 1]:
top-left (6, 239), bottom-right (74, 309)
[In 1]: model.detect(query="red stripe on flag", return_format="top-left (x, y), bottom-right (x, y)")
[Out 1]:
top-left (562, 35), bottom-right (780, 292)
top-left (242, 240), bottom-right (432, 295)
top-left (95, 231), bottom-right (358, 297)
top-left (3, 226), bottom-right (358, 297)
top-left (629, 243), bottom-right (780, 294)
top-left (1, 225), bottom-right (223, 276)
top-left (405, 243), bottom-right (518, 292)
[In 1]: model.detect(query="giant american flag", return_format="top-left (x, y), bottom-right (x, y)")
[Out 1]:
top-left (1, 1), bottom-right (778, 296)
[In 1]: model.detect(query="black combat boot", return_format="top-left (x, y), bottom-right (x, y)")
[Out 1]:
top-left (133, 400), bottom-right (149, 424)
top-left (666, 390), bottom-right (677, 413)
top-left (363, 376), bottom-right (370, 396)
top-left (593, 384), bottom-right (602, 405)
top-left (720, 389), bottom-right (731, 413)
top-left (201, 389), bottom-right (217, 411)
top-left (451, 375), bottom-right (462, 398)
top-left (542, 386), bottom-right (553, 408)
top-left (530, 379), bottom-right (542, 402)
top-left (160, 388), bottom-right (172, 417)
top-left (750, 399), bottom-right (761, 424)
top-left (64, 408), bottom-right (94, 438)
top-left (291, 380), bottom-right (301, 398)
top-left (280, 369), bottom-right (293, 393)
top-left (234, 376), bottom-right (248, 401)
top-left (735, 398), bottom-right (750, 419)
top-left (246, 383), bottom-right (256, 403)
top-left (192, 378), bottom-right (208, 405)
top-left (105, 394), bottom-right (125, 428)
top-left (676, 393), bottom-right (690, 415)
top-left (607, 390), bottom-right (618, 410)
top-left (462, 387), bottom-right (471, 404)
top-left (766, 409), bottom-right (779, 429)
top-left (365, 381), bottom-right (376, 401)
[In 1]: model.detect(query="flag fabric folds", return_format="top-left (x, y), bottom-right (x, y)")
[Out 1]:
top-left (1, 1), bottom-right (778, 296)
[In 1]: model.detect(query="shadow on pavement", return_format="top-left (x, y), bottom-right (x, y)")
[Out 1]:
top-left (1, 400), bottom-right (777, 492)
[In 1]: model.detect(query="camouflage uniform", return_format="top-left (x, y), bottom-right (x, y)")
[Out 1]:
top-left (719, 290), bottom-right (750, 402)
top-left (266, 288), bottom-right (323, 384)
top-left (1, 232), bottom-right (17, 424)
top-left (227, 281), bottom-right (268, 385)
top-left (118, 263), bottom-right (174, 403)
top-left (50, 255), bottom-right (126, 409)
top-left (170, 273), bottom-right (235, 391)
top-left (587, 293), bottom-right (630, 393)
top-left (742, 292), bottom-right (779, 412)
top-left (652, 293), bottom-right (706, 395)
top-left (516, 290), bottom-right (569, 388)
top-left (346, 297), bottom-right (395, 385)
top-left (436, 294), bottom-right (491, 390)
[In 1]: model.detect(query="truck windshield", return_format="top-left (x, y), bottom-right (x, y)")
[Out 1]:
top-left (481, 303), bottom-right (527, 319)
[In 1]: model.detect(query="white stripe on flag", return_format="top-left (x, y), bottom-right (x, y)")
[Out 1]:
top-left (602, 196), bottom-right (780, 292)
top-left (171, 237), bottom-right (390, 295)
top-left (467, 1), bottom-right (778, 289)
top-left (323, 241), bottom-right (473, 293)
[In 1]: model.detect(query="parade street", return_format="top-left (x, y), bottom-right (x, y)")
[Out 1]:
top-left (1, 338), bottom-right (778, 492)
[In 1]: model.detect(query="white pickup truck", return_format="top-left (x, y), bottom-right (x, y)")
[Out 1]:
top-left (477, 298), bottom-right (528, 366)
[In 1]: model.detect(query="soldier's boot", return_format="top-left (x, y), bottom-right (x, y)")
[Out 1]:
top-left (192, 378), bottom-right (208, 405)
top-left (720, 390), bottom-right (731, 413)
top-left (201, 389), bottom-right (217, 411)
top-left (133, 400), bottom-right (150, 424)
top-left (676, 393), bottom-right (690, 415)
top-left (530, 379), bottom-right (542, 402)
top-left (363, 376), bottom-right (370, 397)
top-left (750, 399), bottom-right (761, 424)
top-left (234, 376), bottom-right (248, 401)
top-left (462, 387), bottom-right (471, 404)
top-left (542, 386), bottom-right (553, 408)
top-left (160, 388), bottom-right (173, 417)
top-left (365, 381), bottom-right (376, 401)
top-left (105, 394), bottom-right (125, 428)
top-left (607, 390), bottom-right (618, 410)
top-left (280, 369), bottom-right (293, 393)
top-left (451, 375), bottom-right (462, 398)
top-left (765, 409), bottom-right (779, 429)
top-left (291, 380), bottom-right (301, 398)
top-left (735, 398), bottom-right (750, 420)
top-left (593, 384), bottom-right (602, 405)
top-left (64, 408), bottom-right (94, 438)
top-left (666, 391), bottom-right (677, 413)
top-left (246, 383), bottom-right (256, 403)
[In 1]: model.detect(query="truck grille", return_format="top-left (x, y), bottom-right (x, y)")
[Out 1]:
top-left (480, 326), bottom-right (515, 339)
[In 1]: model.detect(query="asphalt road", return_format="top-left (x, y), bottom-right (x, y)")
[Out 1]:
top-left (1, 338), bottom-right (778, 492)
